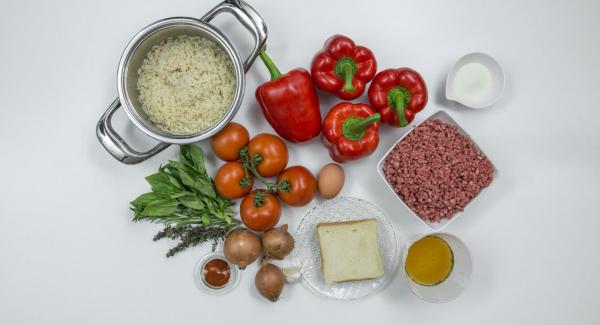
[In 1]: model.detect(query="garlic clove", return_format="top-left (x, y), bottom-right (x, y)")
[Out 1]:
top-left (282, 266), bottom-right (302, 283)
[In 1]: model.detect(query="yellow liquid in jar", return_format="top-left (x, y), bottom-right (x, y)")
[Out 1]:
top-left (405, 236), bottom-right (454, 286)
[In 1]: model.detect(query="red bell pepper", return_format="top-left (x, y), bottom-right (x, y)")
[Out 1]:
top-left (322, 102), bottom-right (381, 163)
top-left (255, 48), bottom-right (322, 143)
top-left (311, 35), bottom-right (377, 100)
top-left (367, 68), bottom-right (428, 127)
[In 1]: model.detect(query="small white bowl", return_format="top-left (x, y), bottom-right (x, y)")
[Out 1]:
top-left (376, 110), bottom-right (497, 231)
top-left (402, 233), bottom-right (472, 303)
top-left (446, 52), bottom-right (505, 108)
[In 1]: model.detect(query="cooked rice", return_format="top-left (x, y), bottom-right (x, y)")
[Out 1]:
top-left (137, 35), bottom-right (235, 135)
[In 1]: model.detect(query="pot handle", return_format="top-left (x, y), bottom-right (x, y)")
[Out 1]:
top-left (201, 0), bottom-right (267, 72)
top-left (96, 98), bottom-right (170, 164)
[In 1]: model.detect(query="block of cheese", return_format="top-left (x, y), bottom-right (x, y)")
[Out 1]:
top-left (317, 218), bottom-right (384, 283)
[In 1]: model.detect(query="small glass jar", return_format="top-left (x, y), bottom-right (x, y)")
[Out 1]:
top-left (194, 252), bottom-right (240, 295)
top-left (402, 233), bottom-right (472, 303)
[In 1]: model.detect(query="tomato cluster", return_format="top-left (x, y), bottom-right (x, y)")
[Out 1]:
top-left (212, 123), bottom-right (317, 232)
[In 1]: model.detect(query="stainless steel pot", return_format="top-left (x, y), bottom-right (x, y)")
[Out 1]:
top-left (96, 0), bottom-right (267, 164)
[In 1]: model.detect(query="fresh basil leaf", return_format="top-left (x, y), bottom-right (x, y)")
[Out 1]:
top-left (158, 166), bottom-right (184, 190)
top-left (201, 214), bottom-right (210, 225)
top-left (177, 168), bottom-right (200, 190)
top-left (167, 160), bottom-right (195, 179)
top-left (145, 172), bottom-right (171, 189)
top-left (141, 199), bottom-right (179, 217)
top-left (130, 192), bottom-right (161, 209)
top-left (165, 160), bottom-right (183, 172)
top-left (167, 173), bottom-right (184, 190)
top-left (179, 145), bottom-right (193, 167)
top-left (178, 195), bottom-right (205, 210)
top-left (151, 183), bottom-right (178, 195)
top-left (183, 207), bottom-right (203, 219)
top-left (178, 168), bottom-right (215, 198)
top-left (169, 191), bottom-right (190, 199)
top-left (146, 172), bottom-right (170, 186)
top-left (214, 190), bottom-right (233, 206)
top-left (130, 145), bottom-right (234, 231)
top-left (187, 145), bottom-right (206, 175)
top-left (146, 172), bottom-right (180, 194)
top-left (162, 164), bottom-right (185, 186)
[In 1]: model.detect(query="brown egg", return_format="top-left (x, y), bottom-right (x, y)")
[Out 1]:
top-left (317, 163), bottom-right (345, 199)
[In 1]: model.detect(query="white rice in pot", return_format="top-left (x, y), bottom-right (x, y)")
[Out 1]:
top-left (137, 35), bottom-right (236, 135)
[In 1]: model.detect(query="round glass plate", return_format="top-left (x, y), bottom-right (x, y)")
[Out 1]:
top-left (294, 197), bottom-right (399, 300)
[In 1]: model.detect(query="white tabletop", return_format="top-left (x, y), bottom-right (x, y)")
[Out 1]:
top-left (1, 0), bottom-right (600, 324)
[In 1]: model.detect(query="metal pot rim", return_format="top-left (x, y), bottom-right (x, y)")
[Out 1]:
top-left (116, 17), bottom-right (246, 144)
top-left (97, 0), bottom-right (267, 164)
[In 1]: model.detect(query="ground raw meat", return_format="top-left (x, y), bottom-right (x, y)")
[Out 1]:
top-left (383, 119), bottom-right (494, 223)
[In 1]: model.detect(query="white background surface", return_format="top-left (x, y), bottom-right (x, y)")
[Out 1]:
top-left (1, 0), bottom-right (600, 324)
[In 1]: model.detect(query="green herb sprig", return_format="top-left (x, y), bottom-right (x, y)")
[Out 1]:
top-left (153, 224), bottom-right (236, 258)
top-left (130, 145), bottom-right (239, 257)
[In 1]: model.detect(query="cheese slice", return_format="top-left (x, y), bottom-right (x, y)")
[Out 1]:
top-left (317, 219), bottom-right (384, 283)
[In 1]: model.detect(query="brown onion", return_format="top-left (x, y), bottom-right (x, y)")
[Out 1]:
top-left (261, 224), bottom-right (295, 260)
top-left (255, 261), bottom-right (285, 302)
top-left (224, 229), bottom-right (261, 269)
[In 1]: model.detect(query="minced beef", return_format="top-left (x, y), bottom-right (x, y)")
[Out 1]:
top-left (383, 119), bottom-right (494, 223)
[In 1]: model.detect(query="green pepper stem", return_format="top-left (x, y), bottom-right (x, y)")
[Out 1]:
top-left (258, 47), bottom-right (282, 81)
top-left (342, 113), bottom-right (380, 141)
top-left (341, 62), bottom-right (354, 93)
top-left (335, 57), bottom-right (356, 93)
top-left (388, 87), bottom-right (410, 127)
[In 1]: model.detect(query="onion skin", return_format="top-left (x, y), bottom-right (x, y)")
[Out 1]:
top-left (255, 262), bottom-right (285, 302)
top-left (224, 229), bottom-right (262, 269)
top-left (261, 224), bottom-right (295, 260)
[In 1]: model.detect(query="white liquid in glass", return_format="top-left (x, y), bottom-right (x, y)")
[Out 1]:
top-left (450, 62), bottom-right (492, 103)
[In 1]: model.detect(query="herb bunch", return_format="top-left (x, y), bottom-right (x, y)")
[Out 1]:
top-left (153, 224), bottom-right (234, 258)
top-left (130, 145), bottom-right (239, 257)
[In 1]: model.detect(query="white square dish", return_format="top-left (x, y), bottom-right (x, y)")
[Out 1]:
top-left (376, 110), bottom-right (498, 231)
